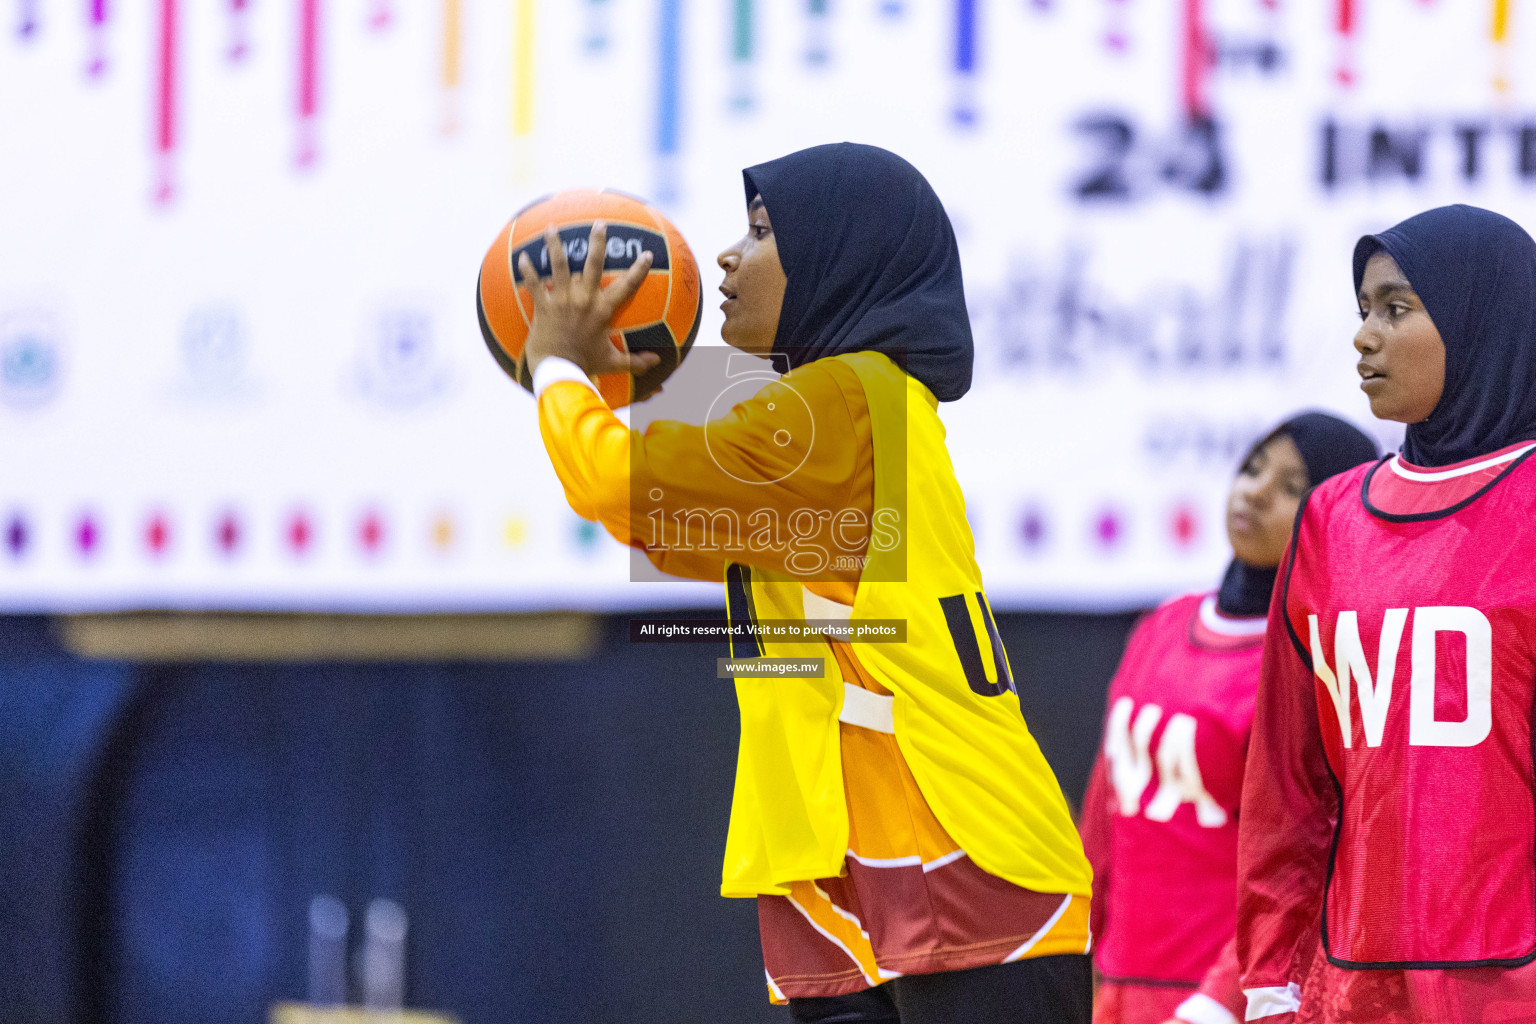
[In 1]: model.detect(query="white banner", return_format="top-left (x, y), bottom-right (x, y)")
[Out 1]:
top-left (4, 0), bottom-right (1527, 611)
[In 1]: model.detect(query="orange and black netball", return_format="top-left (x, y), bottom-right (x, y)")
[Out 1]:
top-left (476, 189), bottom-right (702, 408)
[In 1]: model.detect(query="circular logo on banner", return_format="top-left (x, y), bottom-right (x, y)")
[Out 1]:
top-left (0, 313), bottom-right (64, 411)
top-left (184, 306), bottom-right (245, 383)
top-left (172, 304), bottom-right (261, 405)
top-left (349, 306), bottom-right (455, 411)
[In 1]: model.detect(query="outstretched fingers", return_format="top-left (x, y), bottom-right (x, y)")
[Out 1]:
top-left (601, 248), bottom-right (654, 317)
top-left (515, 252), bottom-right (546, 311)
top-left (582, 221), bottom-right (608, 300)
top-left (516, 219), bottom-right (662, 382)
top-left (544, 224), bottom-right (570, 290)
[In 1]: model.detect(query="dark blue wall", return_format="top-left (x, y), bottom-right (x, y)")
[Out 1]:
top-left (0, 610), bottom-right (1135, 1024)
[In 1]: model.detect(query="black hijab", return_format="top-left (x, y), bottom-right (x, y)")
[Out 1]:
top-left (742, 143), bottom-right (974, 402)
top-left (1216, 412), bottom-right (1379, 617)
top-left (1353, 204), bottom-right (1536, 467)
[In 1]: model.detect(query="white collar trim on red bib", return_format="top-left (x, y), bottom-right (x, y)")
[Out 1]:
top-left (1198, 595), bottom-right (1267, 637)
top-left (1388, 442), bottom-right (1536, 482)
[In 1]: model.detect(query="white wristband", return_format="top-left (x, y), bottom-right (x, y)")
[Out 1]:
top-left (1243, 984), bottom-right (1302, 1020)
top-left (1175, 992), bottom-right (1239, 1024)
top-left (532, 357), bottom-right (599, 399)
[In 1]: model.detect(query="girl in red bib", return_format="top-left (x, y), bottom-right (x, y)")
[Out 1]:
top-left (1083, 413), bottom-right (1375, 1024)
top-left (1238, 205), bottom-right (1536, 1023)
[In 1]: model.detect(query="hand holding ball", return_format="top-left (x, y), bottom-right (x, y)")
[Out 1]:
top-left (519, 221), bottom-right (656, 382)
top-left (476, 189), bottom-right (702, 407)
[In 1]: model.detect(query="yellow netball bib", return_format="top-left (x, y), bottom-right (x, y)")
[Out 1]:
top-left (720, 351), bottom-right (1092, 900)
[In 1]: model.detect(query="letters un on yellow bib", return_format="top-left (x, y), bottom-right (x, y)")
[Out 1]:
top-left (720, 351), bottom-right (1091, 900)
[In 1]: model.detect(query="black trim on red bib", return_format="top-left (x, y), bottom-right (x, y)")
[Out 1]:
top-left (1322, 933), bottom-right (1536, 971)
top-left (1184, 599), bottom-right (1266, 654)
top-left (1359, 447), bottom-right (1536, 523)
top-left (1279, 491), bottom-right (1313, 670)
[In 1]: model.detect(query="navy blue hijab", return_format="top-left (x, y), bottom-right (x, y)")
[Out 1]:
top-left (742, 143), bottom-right (974, 402)
top-left (1216, 412), bottom-right (1379, 617)
top-left (1353, 204), bottom-right (1536, 467)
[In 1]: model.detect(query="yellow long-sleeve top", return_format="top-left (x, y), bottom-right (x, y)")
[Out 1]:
top-left (540, 354), bottom-right (871, 598)
top-left (537, 353), bottom-right (1089, 1002)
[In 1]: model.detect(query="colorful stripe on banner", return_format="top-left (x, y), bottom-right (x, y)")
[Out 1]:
top-left (1104, 0), bottom-right (1129, 53)
top-left (806, 0), bottom-right (830, 65)
top-left (228, 0), bottom-right (252, 61)
top-left (145, 512), bottom-right (172, 558)
top-left (5, 514), bottom-right (28, 559)
top-left (733, 0), bottom-right (753, 63)
top-left (953, 0), bottom-right (977, 125)
top-left (657, 0), bottom-right (680, 156)
top-left (512, 0), bottom-right (535, 138)
top-left (17, 0), bottom-right (38, 40)
top-left (368, 0), bottom-right (393, 31)
top-left (86, 0), bottom-right (109, 77)
top-left (1181, 0), bottom-right (1210, 119)
top-left (442, 0), bottom-right (462, 134)
top-left (443, 0), bottom-right (461, 86)
top-left (731, 0), bottom-right (753, 111)
top-left (656, 0), bottom-right (681, 199)
top-left (954, 0), bottom-right (977, 73)
top-left (296, 0), bottom-right (320, 167)
top-left (75, 513), bottom-right (101, 557)
top-left (1334, 0), bottom-right (1357, 85)
top-left (153, 0), bottom-right (178, 204)
top-left (216, 511), bottom-right (243, 556)
top-left (585, 0), bottom-right (609, 53)
top-left (1493, 0), bottom-right (1512, 93)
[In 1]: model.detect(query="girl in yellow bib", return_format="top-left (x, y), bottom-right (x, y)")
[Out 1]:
top-left (520, 143), bottom-right (1092, 1023)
